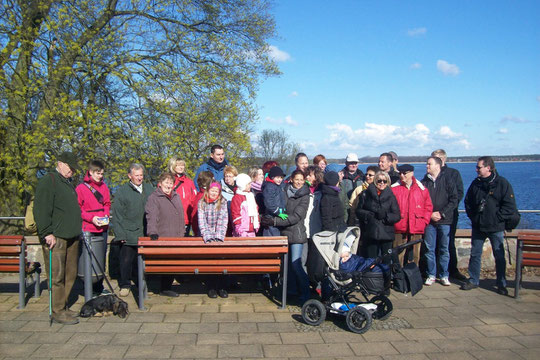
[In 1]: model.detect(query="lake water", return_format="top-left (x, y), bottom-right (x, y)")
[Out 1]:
top-left (327, 161), bottom-right (540, 229)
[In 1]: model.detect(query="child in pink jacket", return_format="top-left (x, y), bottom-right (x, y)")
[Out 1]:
top-left (231, 173), bottom-right (260, 237)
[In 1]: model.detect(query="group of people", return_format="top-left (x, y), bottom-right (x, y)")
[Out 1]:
top-left (32, 145), bottom-right (519, 325)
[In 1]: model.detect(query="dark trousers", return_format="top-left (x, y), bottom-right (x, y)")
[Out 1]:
top-left (42, 236), bottom-right (79, 313)
top-left (448, 209), bottom-right (460, 274)
top-left (119, 244), bottom-right (138, 289)
top-left (362, 238), bottom-right (393, 265)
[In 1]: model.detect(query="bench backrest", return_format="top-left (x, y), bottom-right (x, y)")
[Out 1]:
top-left (0, 235), bottom-right (25, 273)
top-left (138, 236), bottom-right (288, 274)
top-left (518, 230), bottom-right (540, 267)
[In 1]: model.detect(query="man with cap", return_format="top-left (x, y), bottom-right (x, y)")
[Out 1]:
top-left (391, 164), bottom-right (433, 266)
top-left (378, 152), bottom-right (400, 184)
top-left (34, 151), bottom-right (83, 324)
top-left (340, 153), bottom-right (365, 224)
top-left (388, 151), bottom-right (399, 173)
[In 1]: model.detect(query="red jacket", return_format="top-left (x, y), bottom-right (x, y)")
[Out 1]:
top-left (75, 172), bottom-right (111, 233)
top-left (391, 178), bottom-right (433, 234)
top-left (189, 191), bottom-right (205, 235)
top-left (173, 174), bottom-right (197, 225)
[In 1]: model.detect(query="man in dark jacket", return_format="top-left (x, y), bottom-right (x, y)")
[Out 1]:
top-left (379, 153), bottom-right (400, 184)
top-left (421, 156), bottom-right (458, 286)
top-left (194, 144), bottom-right (229, 190)
top-left (461, 156), bottom-right (518, 295)
top-left (34, 152), bottom-right (82, 324)
top-left (432, 149), bottom-right (466, 281)
top-left (112, 163), bottom-right (154, 297)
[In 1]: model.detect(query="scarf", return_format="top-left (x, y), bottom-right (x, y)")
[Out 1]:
top-left (207, 157), bottom-right (227, 171)
top-left (251, 181), bottom-right (262, 192)
top-left (287, 184), bottom-right (300, 198)
top-left (236, 187), bottom-right (260, 229)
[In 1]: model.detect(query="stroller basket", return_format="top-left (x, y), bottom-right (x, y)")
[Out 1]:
top-left (356, 271), bottom-right (389, 295)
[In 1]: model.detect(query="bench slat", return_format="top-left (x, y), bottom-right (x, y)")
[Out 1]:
top-left (145, 259), bottom-right (281, 266)
top-left (0, 265), bottom-right (21, 272)
top-left (523, 260), bottom-right (540, 267)
top-left (523, 253), bottom-right (540, 260)
top-left (0, 247), bottom-right (22, 255)
top-left (0, 236), bottom-right (23, 245)
top-left (139, 240), bottom-right (288, 247)
top-left (144, 265), bottom-right (281, 273)
top-left (139, 247), bottom-right (287, 256)
top-left (0, 258), bottom-right (19, 264)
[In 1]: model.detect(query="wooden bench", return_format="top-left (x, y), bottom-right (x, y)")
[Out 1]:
top-left (137, 236), bottom-right (289, 310)
top-left (0, 235), bottom-right (41, 308)
top-left (515, 230), bottom-right (540, 298)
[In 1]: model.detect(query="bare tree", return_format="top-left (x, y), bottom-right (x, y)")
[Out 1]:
top-left (255, 129), bottom-right (302, 169)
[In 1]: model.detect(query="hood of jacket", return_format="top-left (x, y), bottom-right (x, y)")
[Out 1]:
top-left (285, 183), bottom-right (310, 199)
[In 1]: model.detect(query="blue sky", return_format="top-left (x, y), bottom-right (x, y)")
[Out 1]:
top-left (254, 0), bottom-right (540, 158)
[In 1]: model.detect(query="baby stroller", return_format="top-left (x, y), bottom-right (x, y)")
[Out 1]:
top-left (303, 227), bottom-right (421, 334)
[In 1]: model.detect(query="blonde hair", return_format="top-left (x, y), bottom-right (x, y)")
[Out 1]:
top-left (168, 156), bottom-right (186, 174)
top-left (200, 183), bottom-right (224, 211)
top-left (224, 165), bottom-right (238, 177)
top-left (374, 171), bottom-right (391, 185)
top-left (248, 167), bottom-right (261, 180)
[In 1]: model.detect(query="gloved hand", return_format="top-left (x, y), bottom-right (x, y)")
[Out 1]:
top-left (375, 208), bottom-right (386, 220)
top-left (150, 234), bottom-right (159, 241)
top-left (260, 215), bottom-right (274, 227)
top-left (213, 238), bottom-right (224, 242)
top-left (278, 208), bottom-right (288, 220)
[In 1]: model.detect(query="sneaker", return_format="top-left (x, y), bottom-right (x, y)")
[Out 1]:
top-left (497, 286), bottom-right (509, 296)
top-left (119, 288), bottom-right (130, 297)
top-left (424, 276), bottom-right (436, 286)
top-left (218, 289), bottom-right (228, 298)
top-left (160, 290), bottom-right (179, 298)
top-left (51, 311), bottom-right (79, 325)
top-left (460, 281), bottom-right (479, 290)
top-left (439, 277), bottom-right (451, 286)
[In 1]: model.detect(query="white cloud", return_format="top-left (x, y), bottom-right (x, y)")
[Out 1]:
top-left (265, 115), bottom-right (298, 127)
top-left (267, 45), bottom-right (291, 62)
top-left (408, 27), bottom-right (427, 37)
top-left (289, 91), bottom-right (298, 97)
top-left (410, 62), bottom-right (422, 70)
top-left (437, 60), bottom-right (460, 76)
top-left (325, 122), bottom-right (470, 151)
top-left (500, 115), bottom-right (530, 124)
top-left (497, 128), bottom-right (508, 134)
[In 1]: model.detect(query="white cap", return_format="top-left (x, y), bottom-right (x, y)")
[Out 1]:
top-left (235, 173), bottom-right (251, 192)
top-left (346, 153), bottom-right (359, 163)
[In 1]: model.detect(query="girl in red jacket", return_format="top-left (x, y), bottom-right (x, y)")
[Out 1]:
top-left (231, 173), bottom-right (260, 237)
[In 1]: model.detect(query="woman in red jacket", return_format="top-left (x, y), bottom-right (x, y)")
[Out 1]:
top-left (168, 156), bottom-right (197, 234)
top-left (390, 164), bottom-right (433, 266)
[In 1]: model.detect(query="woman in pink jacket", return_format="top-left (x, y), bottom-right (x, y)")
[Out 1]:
top-left (75, 160), bottom-right (111, 295)
top-left (231, 174), bottom-right (260, 237)
top-left (391, 164), bottom-right (433, 266)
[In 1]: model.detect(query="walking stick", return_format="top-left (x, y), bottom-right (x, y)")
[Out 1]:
top-left (48, 247), bottom-right (52, 326)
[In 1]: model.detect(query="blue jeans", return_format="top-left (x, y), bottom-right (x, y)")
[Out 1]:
top-left (467, 229), bottom-right (506, 287)
top-left (424, 224), bottom-right (450, 278)
top-left (288, 243), bottom-right (310, 303)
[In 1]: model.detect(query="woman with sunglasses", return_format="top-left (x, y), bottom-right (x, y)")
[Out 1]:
top-left (356, 171), bottom-right (400, 263)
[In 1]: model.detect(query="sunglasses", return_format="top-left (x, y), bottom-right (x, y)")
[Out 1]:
top-left (376, 179), bottom-right (388, 184)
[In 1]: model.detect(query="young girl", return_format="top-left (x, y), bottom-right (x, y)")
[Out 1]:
top-left (262, 166), bottom-right (287, 236)
top-left (198, 182), bottom-right (229, 298)
top-left (231, 174), bottom-right (260, 237)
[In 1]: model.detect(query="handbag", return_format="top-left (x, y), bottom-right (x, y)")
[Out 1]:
top-left (392, 262), bottom-right (423, 296)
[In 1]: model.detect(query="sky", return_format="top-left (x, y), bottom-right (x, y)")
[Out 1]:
top-left (254, 0), bottom-right (540, 158)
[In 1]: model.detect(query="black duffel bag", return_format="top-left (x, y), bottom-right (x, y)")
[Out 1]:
top-left (392, 262), bottom-right (423, 296)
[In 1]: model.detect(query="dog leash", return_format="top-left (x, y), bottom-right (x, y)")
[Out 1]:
top-left (82, 236), bottom-right (116, 295)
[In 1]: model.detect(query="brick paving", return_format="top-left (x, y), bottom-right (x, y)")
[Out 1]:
top-left (1, 274), bottom-right (540, 359)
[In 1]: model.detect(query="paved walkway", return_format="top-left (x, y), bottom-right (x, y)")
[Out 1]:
top-left (1, 274), bottom-right (540, 359)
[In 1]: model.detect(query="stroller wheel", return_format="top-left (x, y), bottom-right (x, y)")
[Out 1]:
top-left (301, 299), bottom-right (326, 326)
top-left (370, 295), bottom-right (393, 321)
top-left (346, 306), bottom-right (372, 334)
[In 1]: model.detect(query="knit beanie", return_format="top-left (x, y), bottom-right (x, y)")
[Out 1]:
top-left (268, 166), bottom-right (285, 179)
top-left (324, 171), bottom-right (340, 186)
top-left (235, 173), bottom-right (251, 192)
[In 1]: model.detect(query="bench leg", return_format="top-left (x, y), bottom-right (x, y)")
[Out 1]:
top-left (82, 236), bottom-right (94, 302)
top-left (137, 253), bottom-right (146, 310)
top-left (281, 253), bottom-right (288, 309)
top-left (18, 245), bottom-right (25, 309)
top-left (515, 240), bottom-right (523, 299)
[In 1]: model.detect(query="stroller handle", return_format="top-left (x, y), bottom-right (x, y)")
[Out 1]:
top-left (387, 238), bottom-right (423, 255)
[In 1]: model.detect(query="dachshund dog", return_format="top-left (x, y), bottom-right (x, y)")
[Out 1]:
top-left (79, 294), bottom-right (129, 318)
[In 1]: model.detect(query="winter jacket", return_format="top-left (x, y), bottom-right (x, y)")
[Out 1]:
top-left (231, 193), bottom-right (259, 236)
top-left (388, 169), bottom-right (400, 185)
top-left (262, 179), bottom-right (286, 217)
top-left (34, 170), bottom-right (82, 239)
top-left (194, 158), bottom-right (229, 190)
top-left (356, 184), bottom-right (400, 241)
top-left (320, 183), bottom-right (346, 232)
top-left (391, 177), bottom-right (433, 234)
top-left (348, 181), bottom-right (370, 226)
top-left (189, 191), bottom-right (205, 236)
top-left (441, 165), bottom-right (464, 202)
top-left (111, 182), bottom-right (154, 246)
top-left (421, 172), bottom-right (458, 225)
top-left (145, 188), bottom-right (185, 237)
top-left (465, 171), bottom-right (518, 233)
top-left (76, 171), bottom-right (111, 233)
top-left (197, 198), bottom-right (228, 241)
top-left (340, 168), bottom-right (365, 199)
top-left (305, 188), bottom-right (323, 238)
top-left (173, 174), bottom-right (197, 225)
top-left (274, 184), bottom-right (310, 244)
top-left (220, 179), bottom-right (235, 202)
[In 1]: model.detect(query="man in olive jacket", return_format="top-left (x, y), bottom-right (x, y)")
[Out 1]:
top-left (34, 152), bottom-right (82, 325)
top-left (112, 163), bottom-right (154, 297)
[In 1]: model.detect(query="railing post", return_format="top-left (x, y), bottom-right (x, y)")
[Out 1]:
top-left (83, 236), bottom-right (93, 302)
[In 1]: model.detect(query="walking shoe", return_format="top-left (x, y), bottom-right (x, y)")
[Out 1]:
top-left (497, 286), bottom-right (509, 296)
top-left (439, 277), bottom-right (451, 286)
top-left (64, 308), bottom-right (78, 317)
top-left (208, 289), bottom-right (218, 298)
top-left (424, 276), bottom-right (436, 286)
top-left (450, 271), bottom-right (467, 281)
top-left (160, 290), bottom-right (179, 297)
top-left (460, 281), bottom-right (479, 290)
top-left (52, 311), bottom-right (79, 325)
top-left (218, 289), bottom-right (228, 298)
top-left (119, 288), bottom-right (130, 297)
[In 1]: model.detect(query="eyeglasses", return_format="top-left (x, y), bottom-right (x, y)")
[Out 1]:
top-left (376, 179), bottom-right (388, 184)
top-left (475, 166), bottom-right (484, 170)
